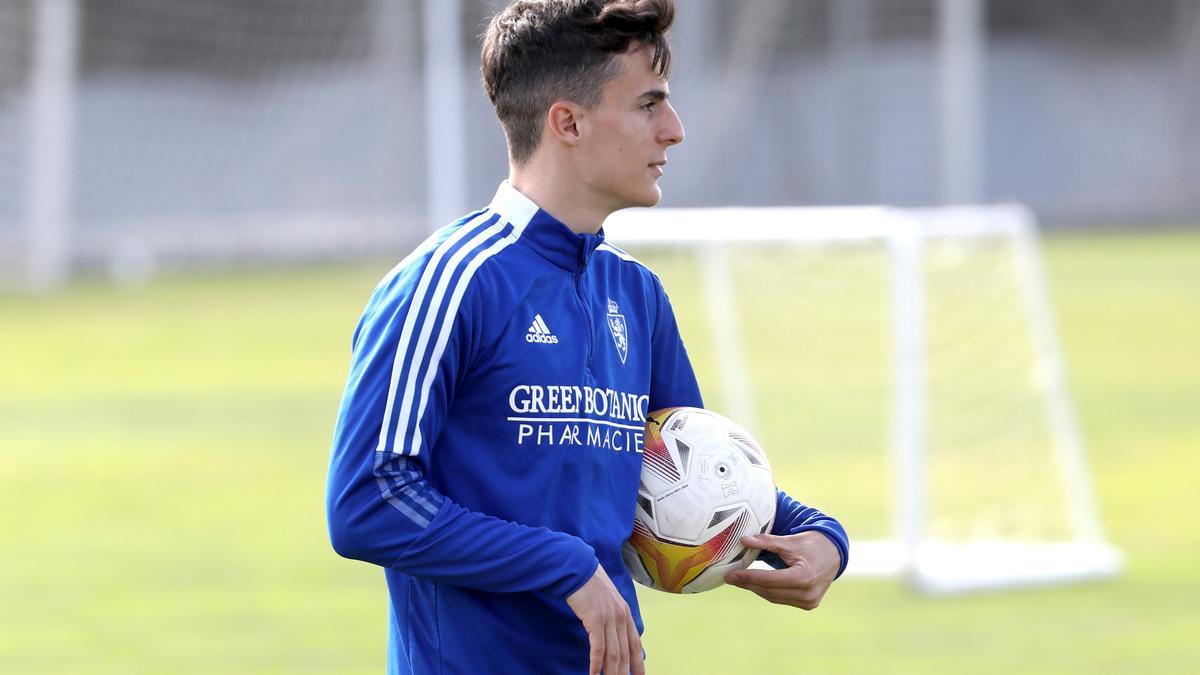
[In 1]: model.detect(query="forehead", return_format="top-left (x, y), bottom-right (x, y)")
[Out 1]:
top-left (603, 46), bottom-right (669, 99)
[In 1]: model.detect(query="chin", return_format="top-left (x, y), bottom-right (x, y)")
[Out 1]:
top-left (630, 185), bottom-right (663, 208)
top-left (607, 182), bottom-right (663, 212)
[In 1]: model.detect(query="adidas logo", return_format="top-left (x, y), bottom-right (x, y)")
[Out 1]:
top-left (526, 314), bottom-right (559, 344)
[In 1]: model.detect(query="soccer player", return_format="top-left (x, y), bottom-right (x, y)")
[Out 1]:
top-left (326, 1), bottom-right (849, 673)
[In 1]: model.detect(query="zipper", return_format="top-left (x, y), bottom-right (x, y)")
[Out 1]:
top-left (574, 270), bottom-right (594, 370)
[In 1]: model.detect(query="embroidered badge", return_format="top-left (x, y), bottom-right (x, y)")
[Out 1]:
top-left (607, 298), bottom-right (628, 364)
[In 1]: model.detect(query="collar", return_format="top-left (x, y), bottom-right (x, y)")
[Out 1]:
top-left (487, 181), bottom-right (605, 272)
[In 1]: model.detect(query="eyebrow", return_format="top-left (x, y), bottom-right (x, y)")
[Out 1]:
top-left (639, 88), bottom-right (669, 102)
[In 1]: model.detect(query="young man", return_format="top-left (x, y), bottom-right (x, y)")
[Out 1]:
top-left (326, 1), bottom-right (849, 673)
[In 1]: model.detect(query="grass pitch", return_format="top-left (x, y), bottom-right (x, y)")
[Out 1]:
top-left (1, 230), bottom-right (1197, 673)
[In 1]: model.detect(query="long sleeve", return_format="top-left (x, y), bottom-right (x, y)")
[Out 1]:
top-left (325, 249), bottom-right (598, 599)
top-left (648, 274), bottom-right (704, 411)
top-left (761, 489), bottom-right (850, 578)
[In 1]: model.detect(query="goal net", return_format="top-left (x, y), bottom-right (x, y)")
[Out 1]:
top-left (604, 204), bottom-right (1122, 595)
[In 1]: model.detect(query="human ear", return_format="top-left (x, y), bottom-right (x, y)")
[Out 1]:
top-left (545, 101), bottom-right (583, 146)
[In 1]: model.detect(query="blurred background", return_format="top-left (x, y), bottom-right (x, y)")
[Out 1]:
top-left (2, 0), bottom-right (1199, 285)
top-left (1, 1), bottom-right (1197, 673)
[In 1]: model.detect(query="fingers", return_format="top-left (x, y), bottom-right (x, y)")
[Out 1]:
top-left (567, 564), bottom-right (639, 675)
top-left (731, 577), bottom-right (827, 610)
top-left (727, 533), bottom-right (841, 613)
top-left (627, 611), bottom-right (646, 675)
top-left (726, 565), bottom-right (816, 589)
top-left (725, 564), bottom-right (827, 609)
top-left (589, 605), bottom-right (636, 675)
top-left (606, 617), bottom-right (624, 675)
top-left (586, 627), bottom-right (605, 675)
top-left (741, 581), bottom-right (825, 609)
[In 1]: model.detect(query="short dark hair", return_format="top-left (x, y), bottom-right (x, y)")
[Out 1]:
top-left (481, 0), bottom-right (675, 165)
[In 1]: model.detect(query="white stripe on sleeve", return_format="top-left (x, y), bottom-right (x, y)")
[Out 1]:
top-left (409, 219), bottom-right (531, 455)
top-left (375, 210), bottom-right (495, 455)
top-left (393, 219), bottom-right (510, 455)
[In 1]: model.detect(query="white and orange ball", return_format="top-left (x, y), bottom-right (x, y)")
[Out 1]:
top-left (622, 407), bottom-right (776, 594)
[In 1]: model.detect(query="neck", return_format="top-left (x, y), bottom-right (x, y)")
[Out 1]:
top-left (508, 156), bottom-right (611, 235)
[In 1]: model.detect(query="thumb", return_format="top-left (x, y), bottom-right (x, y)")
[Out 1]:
top-left (740, 533), bottom-right (785, 553)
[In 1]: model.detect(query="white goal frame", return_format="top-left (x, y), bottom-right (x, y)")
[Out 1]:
top-left (605, 204), bottom-right (1123, 595)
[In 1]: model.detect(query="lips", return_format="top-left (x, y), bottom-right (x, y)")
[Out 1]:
top-left (649, 159), bottom-right (667, 176)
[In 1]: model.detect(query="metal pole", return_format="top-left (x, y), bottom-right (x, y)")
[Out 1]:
top-left (699, 243), bottom-right (757, 434)
top-left (422, 0), bottom-right (467, 230)
top-left (831, 0), bottom-right (872, 204)
top-left (28, 0), bottom-right (78, 290)
top-left (938, 0), bottom-right (985, 205)
top-left (1009, 211), bottom-right (1106, 543)
top-left (889, 213), bottom-right (926, 576)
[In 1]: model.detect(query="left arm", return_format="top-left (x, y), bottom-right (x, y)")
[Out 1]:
top-left (724, 489), bottom-right (849, 610)
top-left (644, 271), bottom-right (850, 609)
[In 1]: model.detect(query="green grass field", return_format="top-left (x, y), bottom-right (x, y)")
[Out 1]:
top-left (2, 230), bottom-right (1197, 673)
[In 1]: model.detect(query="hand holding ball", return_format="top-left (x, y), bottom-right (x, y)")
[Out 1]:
top-left (622, 407), bottom-right (776, 594)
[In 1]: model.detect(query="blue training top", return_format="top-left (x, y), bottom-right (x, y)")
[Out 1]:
top-left (326, 182), bottom-right (849, 674)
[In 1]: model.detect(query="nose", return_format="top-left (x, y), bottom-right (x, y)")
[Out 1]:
top-left (660, 100), bottom-right (685, 147)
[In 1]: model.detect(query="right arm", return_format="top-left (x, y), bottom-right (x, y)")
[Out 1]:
top-left (325, 263), bottom-right (596, 597)
top-left (324, 258), bottom-right (641, 674)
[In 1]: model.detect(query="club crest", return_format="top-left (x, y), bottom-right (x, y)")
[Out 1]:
top-left (607, 298), bottom-right (628, 364)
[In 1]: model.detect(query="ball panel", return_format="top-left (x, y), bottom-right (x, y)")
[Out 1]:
top-left (627, 510), bottom-right (753, 594)
top-left (621, 539), bottom-right (655, 589)
top-left (641, 407), bottom-right (687, 488)
top-left (652, 483), bottom-right (714, 542)
top-left (683, 552), bottom-right (762, 594)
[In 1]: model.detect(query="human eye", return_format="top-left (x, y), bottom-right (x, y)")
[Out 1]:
top-left (642, 100), bottom-right (658, 112)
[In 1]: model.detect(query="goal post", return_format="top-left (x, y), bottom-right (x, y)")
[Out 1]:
top-left (604, 204), bottom-right (1123, 595)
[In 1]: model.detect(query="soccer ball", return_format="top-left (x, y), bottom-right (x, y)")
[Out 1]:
top-left (622, 407), bottom-right (775, 594)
